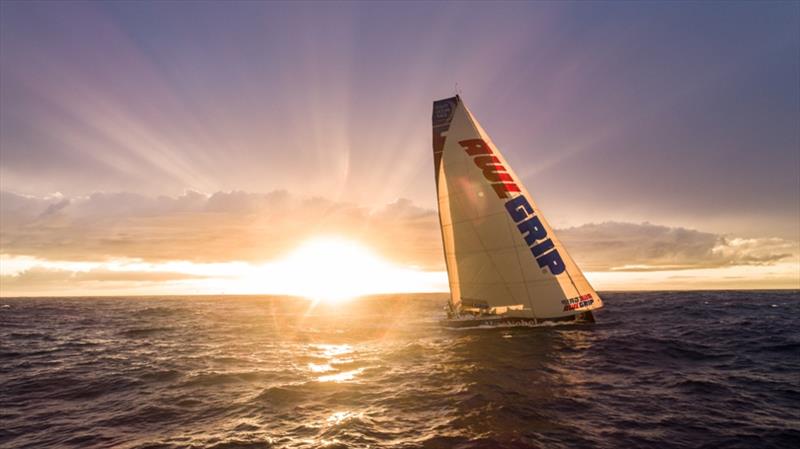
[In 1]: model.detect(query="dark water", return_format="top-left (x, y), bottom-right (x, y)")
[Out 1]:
top-left (1, 291), bottom-right (799, 449)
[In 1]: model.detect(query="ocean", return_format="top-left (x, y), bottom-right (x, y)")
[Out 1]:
top-left (1, 291), bottom-right (798, 449)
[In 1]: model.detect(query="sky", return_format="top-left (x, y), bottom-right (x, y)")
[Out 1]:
top-left (1, 1), bottom-right (798, 296)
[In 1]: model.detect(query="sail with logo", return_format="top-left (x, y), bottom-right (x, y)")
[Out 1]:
top-left (432, 95), bottom-right (603, 326)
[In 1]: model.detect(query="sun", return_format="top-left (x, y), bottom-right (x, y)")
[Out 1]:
top-left (177, 235), bottom-right (446, 299)
top-left (280, 237), bottom-right (385, 302)
top-left (249, 236), bottom-right (439, 303)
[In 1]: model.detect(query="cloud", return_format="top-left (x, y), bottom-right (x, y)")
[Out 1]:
top-left (2, 267), bottom-right (204, 284)
top-left (1, 191), bottom-right (796, 279)
top-left (0, 190), bottom-right (442, 268)
top-left (0, 265), bottom-right (209, 296)
top-left (559, 221), bottom-right (798, 271)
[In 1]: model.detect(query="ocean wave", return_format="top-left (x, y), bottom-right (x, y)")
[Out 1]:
top-left (0, 291), bottom-right (798, 449)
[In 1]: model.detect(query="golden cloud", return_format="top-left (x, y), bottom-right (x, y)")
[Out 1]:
top-left (1, 190), bottom-right (796, 274)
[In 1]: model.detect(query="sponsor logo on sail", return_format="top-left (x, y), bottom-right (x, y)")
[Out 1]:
top-left (504, 195), bottom-right (566, 276)
top-left (562, 294), bottom-right (594, 311)
top-left (459, 138), bottom-right (565, 276)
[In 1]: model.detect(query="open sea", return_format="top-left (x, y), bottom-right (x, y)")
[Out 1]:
top-left (1, 291), bottom-right (799, 449)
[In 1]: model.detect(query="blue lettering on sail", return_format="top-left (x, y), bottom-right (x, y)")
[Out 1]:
top-left (504, 195), bottom-right (565, 275)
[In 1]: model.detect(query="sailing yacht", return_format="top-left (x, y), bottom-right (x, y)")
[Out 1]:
top-left (432, 96), bottom-right (603, 327)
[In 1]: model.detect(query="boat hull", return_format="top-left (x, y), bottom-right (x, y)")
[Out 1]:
top-left (440, 311), bottom-right (595, 329)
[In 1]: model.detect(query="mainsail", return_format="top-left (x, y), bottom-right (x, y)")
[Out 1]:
top-left (433, 96), bottom-right (603, 321)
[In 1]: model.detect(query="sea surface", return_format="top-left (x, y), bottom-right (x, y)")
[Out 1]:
top-left (1, 291), bottom-right (799, 449)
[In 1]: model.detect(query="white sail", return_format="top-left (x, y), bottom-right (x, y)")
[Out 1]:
top-left (433, 96), bottom-right (603, 320)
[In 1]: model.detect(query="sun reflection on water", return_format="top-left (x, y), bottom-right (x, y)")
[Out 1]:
top-left (315, 343), bottom-right (352, 358)
top-left (317, 368), bottom-right (364, 383)
top-left (308, 343), bottom-right (363, 382)
top-left (326, 410), bottom-right (361, 425)
top-left (307, 363), bottom-right (334, 373)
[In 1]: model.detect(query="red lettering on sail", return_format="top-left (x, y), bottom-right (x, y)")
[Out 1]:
top-left (459, 139), bottom-right (493, 156)
top-left (473, 156), bottom-right (514, 183)
top-left (459, 139), bottom-right (520, 199)
top-left (491, 182), bottom-right (521, 198)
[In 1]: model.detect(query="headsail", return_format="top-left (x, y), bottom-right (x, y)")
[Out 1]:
top-left (432, 96), bottom-right (603, 320)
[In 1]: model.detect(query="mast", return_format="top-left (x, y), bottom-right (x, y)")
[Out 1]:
top-left (432, 96), bottom-right (462, 312)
